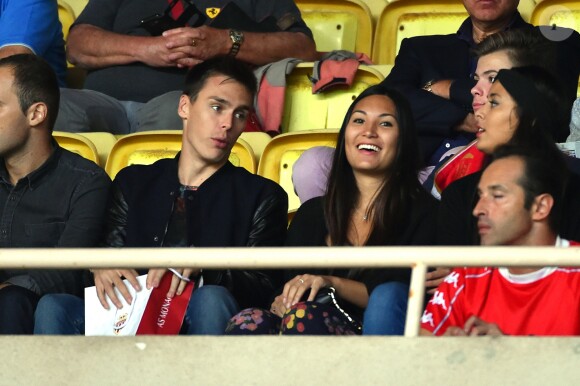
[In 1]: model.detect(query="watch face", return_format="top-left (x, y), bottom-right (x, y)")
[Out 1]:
top-left (230, 30), bottom-right (244, 44)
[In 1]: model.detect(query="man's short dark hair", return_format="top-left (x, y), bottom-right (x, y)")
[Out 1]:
top-left (182, 56), bottom-right (257, 101)
top-left (491, 144), bottom-right (569, 231)
top-left (0, 54), bottom-right (60, 131)
top-left (474, 29), bottom-right (556, 72)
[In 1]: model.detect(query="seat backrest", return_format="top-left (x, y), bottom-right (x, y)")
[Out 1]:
top-left (257, 130), bottom-right (338, 212)
top-left (105, 131), bottom-right (256, 179)
top-left (57, 0), bottom-right (76, 41)
top-left (53, 131), bottom-right (100, 166)
top-left (372, 0), bottom-right (538, 65)
top-left (66, 0), bottom-right (89, 19)
top-left (80, 132), bottom-right (119, 167)
top-left (282, 63), bottom-right (383, 133)
top-left (296, 0), bottom-right (373, 55)
top-left (239, 132), bottom-right (272, 164)
top-left (373, 0), bottom-right (468, 65)
top-left (530, 0), bottom-right (580, 29)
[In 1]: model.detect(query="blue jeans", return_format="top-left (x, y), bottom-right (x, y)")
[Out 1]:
top-left (362, 281), bottom-right (409, 335)
top-left (34, 285), bottom-right (239, 335)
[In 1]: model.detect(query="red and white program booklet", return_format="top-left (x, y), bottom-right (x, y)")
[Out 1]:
top-left (85, 272), bottom-right (194, 336)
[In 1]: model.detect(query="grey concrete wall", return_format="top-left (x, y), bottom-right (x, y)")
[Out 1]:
top-left (3, 336), bottom-right (580, 385)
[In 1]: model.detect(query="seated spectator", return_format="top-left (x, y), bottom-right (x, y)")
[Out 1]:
top-left (0, 54), bottom-right (110, 334)
top-left (0, 0), bottom-right (66, 86)
top-left (56, 0), bottom-right (318, 134)
top-left (34, 57), bottom-right (288, 335)
top-left (226, 85), bottom-right (438, 336)
top-left (439, 66), bottom-right (580, 246)
top-left (427, 28), bottom-right (557, 198)
top-left (291, 146), bottom-right (334, 204)
top-left (421, 145), bottom-right (580, 336)
top-left (381, 0), bottom-right (580, 165)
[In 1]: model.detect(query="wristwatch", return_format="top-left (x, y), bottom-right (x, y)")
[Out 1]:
top-left (228, 29), bottom-right (244, 57)
top-left (422, 80), bottom-right (435, 93)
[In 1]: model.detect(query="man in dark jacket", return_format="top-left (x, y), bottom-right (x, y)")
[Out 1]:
top-left (34, 57), bottom-right (288, 335)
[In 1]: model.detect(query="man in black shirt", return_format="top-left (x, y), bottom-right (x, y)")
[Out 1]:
top-left (0, 54), bottom-right (110, 334)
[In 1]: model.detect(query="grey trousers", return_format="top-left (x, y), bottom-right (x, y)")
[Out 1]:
top-left (55, 88), bottom-right (183, 134)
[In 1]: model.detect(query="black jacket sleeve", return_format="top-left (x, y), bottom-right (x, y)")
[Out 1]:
top-left (203, 187), bottom-right (288, 309)
top-left (437, 173), bottom-right (480, 246)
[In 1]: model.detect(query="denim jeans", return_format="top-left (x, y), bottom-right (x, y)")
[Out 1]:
top-left (362, 281), bottom-right (409, 335)
top-left (34, 285), bottom-right (239, 335)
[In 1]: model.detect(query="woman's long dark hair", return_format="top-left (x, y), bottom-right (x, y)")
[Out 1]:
top-left (324, 85), bottom-right (423, 246)
top-left (497, 66), bottom-right (570, 146)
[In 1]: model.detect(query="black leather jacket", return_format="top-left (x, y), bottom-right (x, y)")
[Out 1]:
top-left (101, 156), bottom-right (288, 309)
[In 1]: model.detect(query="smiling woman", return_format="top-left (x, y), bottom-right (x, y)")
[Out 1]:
top-left (226, 85), bottom-right (438, 336)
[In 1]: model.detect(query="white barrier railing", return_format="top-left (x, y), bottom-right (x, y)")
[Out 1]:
top-left (2, 246), bottom-right (579, 337)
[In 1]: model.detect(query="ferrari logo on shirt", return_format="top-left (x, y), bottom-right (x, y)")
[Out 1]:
top-left (206, 7), bottom-right (221, 18)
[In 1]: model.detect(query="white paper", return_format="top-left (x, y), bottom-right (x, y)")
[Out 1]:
top-left (84, 275), bottom-right (153, 336)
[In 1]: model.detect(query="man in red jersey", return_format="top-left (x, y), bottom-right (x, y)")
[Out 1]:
top-left (421, 145), bottom-right (580, 336)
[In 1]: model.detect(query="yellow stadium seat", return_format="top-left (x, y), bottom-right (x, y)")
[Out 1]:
top-left (296, 0), bottom-right (373, 55)
top-left (57, 0), bottom-right (76, 41)
top-left (531, 0), bottom-right (580, 29)
top-left (66, 0), bottom-right (89, 19)
top-left (282, 63), bottom-right (383, 133)
top-left (104, 130), bottom-right (256, 179)
top-left (53, 131), bottom-right (100, 165)
top-left (373, 0), bottom-right (468, 65)
top-left (239, 132), bottom-right (272, 164)
top-left (257, 130), bottom-right (338, 212)
top-left (81, 132), bottom-right (118, 167)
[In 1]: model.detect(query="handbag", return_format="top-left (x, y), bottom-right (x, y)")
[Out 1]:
top-left (313, 287), bottom-right (362, 334)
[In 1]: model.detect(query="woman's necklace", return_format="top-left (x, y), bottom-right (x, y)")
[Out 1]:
top-left (355, 206), bottom-right (371, 222)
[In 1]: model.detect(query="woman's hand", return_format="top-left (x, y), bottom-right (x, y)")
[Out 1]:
top-left (269, 294), bottom-right (287, 318)
top-left (282, 274), bottom-right (331, 309)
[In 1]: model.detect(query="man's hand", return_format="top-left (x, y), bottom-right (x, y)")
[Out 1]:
top-left (162, 26), bottom-right (228, 68)
top-left (136, 35), bottom-right (188, 68)
top-left (147, 268), bottom-right (200, 298)
top-left (443, 316), bottom-right (504, 336)
top-left (425, 267), bottom-right (451, 294)
top-left (282, 274), bottom-right (331, 309)
top-left (429, 79), bottom-right (452, 99)
top-left (92, 269), bottom-right (140, 310)
top-left (453, 113), bottom-right (479, 133)
top-left (463, 315), bottom-right (504, 336)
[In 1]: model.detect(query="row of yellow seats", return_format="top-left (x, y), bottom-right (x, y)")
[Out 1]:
top-left (53, 131), bottom-right (267, 176)
top-left (53, 129), bottom-right (338, 213)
